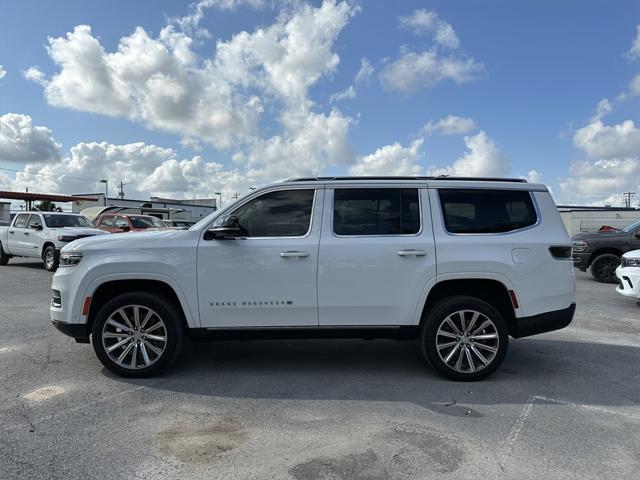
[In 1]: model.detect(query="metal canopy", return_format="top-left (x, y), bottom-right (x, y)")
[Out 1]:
top-left (0, 191), bottom-right (99, 202)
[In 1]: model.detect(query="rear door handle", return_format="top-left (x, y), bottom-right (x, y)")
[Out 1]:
top-left (8, 231), bottom-right (14, 234)
top-left (397, 249), bottom-right (427, 257)
top-left (280, 251), bottom-right (310, 258)
top-left (24, 232), bottom-right (30, 236)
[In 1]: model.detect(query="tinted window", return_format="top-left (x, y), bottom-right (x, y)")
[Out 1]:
top-left (100, 216), bottom-right (115, 227)
top-left (28, 215), bottom-right (42, 228)
top-left (220, 189), bottom-right (315, 237)
top-left (115, 217), bottom-right (129, 229)
top-left (43, 215), bottom-right (93, 228)
top-left (14, 214), bottom-right (30, 228)
top-left (438, 189), bottom-right (537, 234)
top-left (130, 216), bottom-right (164, 228)
top-left (333, 188), bottom-right (420, 236)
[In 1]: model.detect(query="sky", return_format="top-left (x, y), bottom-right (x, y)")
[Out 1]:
top-left (0, 0), bottom-right (639, 207)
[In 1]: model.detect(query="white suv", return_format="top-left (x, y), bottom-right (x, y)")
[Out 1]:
top-left (50, 177), bottom-right (576, 380)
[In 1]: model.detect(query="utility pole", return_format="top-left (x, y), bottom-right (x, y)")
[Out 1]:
top-left (623, 192), bottom-right (636, 208)
top-left (118, 181), bottom-right (126, 200)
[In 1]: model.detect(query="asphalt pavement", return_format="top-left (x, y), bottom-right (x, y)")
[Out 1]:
top-left (1, 259), bottom-right (639, 479)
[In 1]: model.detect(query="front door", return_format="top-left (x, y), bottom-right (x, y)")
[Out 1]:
top-left (197, 187), bottom-right (323, 328)
top-left (318, 187), bottom-right (437, 326)
top-left (8, 213), bottom-right (32, 255)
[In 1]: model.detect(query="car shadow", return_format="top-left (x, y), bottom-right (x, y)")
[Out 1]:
top-left (4, 260), bottom-right (46, 270)
top-left (108, 335), bottom-right (640, 415)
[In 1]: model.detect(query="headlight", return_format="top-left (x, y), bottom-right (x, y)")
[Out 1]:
top-left (59, 251), bottom-right (83, 267)
top-left (572, 240), bottom-right (587, 252)
top-left (621, 257), bottom-right (640, 267)
top-left (58, 235), bottom-right (78, 243)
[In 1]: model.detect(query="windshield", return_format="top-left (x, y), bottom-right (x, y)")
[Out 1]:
top-left (44, 214), bottom-right (94, 228)
top-left (129, 216), bottom-right (165, 228)
top-left (622, 219), bottom-right (640, 233)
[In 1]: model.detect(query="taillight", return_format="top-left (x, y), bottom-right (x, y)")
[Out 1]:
top-left (549, 246), bottom-right (572, 259)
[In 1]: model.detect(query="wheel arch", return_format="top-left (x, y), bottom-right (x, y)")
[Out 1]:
top-left (86, 277), bottom-right (194, 334)
top-left (41, 241), bottom-right (56, 258)
top-left (588, 248), bottom-right (622, 265)
top-left (418, 277), bottom-right (517, 336)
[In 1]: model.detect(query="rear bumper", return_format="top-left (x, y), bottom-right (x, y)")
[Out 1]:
top-left (510, 303), bottom-right (575, 338)
top-left (51, 319), bottom-right (90, 343)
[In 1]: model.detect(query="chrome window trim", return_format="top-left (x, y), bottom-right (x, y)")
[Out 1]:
top-left (436, 188), bottom-right (542, 237)
top-left (203, 187), bottom-right (319, 241)
top-left (329, 187), bottom-right (424, 238)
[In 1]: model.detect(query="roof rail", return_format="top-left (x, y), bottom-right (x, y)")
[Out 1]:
top-left (285, 176), bottom-right (528, 183)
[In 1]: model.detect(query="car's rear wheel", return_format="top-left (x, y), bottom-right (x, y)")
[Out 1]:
top-left (91, 292), bottom-right (183, 377)
top-left (43, 246), bottom-right (59, 272)
top-left (0, 243), bottom-right (9, 266)
top-left (420, 296), bottom-right (509, 381)
top-left (590, 253), bottom-right (620, 283)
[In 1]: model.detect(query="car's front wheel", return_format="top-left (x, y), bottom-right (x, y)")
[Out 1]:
top-left (91, 292), bottom-right (183, 377)
top-left (589, 253), bottom-right (620, 283)
top-left (420, 296), bottom-right (509, 381)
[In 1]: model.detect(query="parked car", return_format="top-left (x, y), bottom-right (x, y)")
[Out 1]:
top-left (572, 219), bottom-right (640, 283)
top-left (162, 219), bottom-right (196, 229)
top-left (615, 250), bottom-right (640, 301)
top-left (95, 214), bottom-right (168, 233)
top-left (0, 212), bottom-right (108, 271)
top-left (50, 176), bottom-right (575, 380)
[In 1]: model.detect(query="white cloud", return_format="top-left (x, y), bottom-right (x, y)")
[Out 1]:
top-left (399, 9), bottom-right (460, 49)
top-left (380, 49), bottom-right (483, 93)
top-left (23, 66), bottom-right (47, 85)
top-left (180, 137), bottom-right (204, 151)
top-left (627, 25), bottom-right (640, 59)
top-left (559, 119), bottom-right (640, 205)
top-left (573, 120), bottom-right (640, 159)
top-left (349, 138), bottom-right (423, 176)
top-left (526, 169), bottom-right (543, 183)
top-left (355, 57), bottom-right (374, 83)
top-left (423, 115), bottom-right (476, 136)
top-left (591, 98), bottom-right (612, 121)
top-left (428, 131), bottom-right (510, 177)
top-left (329, 57), bottom-right (373, 103)
top-left (0, 113), bottom-right (61, 164)
top-left (0, 65), bottom-right (6, 79)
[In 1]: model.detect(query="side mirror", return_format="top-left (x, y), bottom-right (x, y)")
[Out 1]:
top-left (635, 231), bottom-right (640, 239)
top-left (205, 215), bottom-right (242, 240)
top-left (31, 224), bottom-right (43, 231)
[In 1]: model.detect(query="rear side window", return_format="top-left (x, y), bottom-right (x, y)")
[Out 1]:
top-left (333, 188), bottom-right (420, 236)
top-left (14, 214), bottom-right (29, 228)
top-left (438, 189), bottom-right (537, 234)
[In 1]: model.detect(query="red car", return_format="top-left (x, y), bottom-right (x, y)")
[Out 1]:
top-left (95, 214), bottom-right (168, 233)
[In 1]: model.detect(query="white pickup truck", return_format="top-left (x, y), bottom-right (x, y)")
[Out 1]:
top-left (0, 212), bottom-right (107, 271)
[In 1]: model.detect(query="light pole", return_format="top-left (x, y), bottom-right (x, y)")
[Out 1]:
top-left (214, 192), bottom-right (222, 210)
top-left (99, 179), bottom-right (108, 206)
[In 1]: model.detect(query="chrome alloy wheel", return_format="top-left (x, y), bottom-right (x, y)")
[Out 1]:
top-left (45, 250), bottom-right (54, 269)
top-left (435, 310), bottom-right (499, 373)
top-left (101, 305), bottom-right (167, 370)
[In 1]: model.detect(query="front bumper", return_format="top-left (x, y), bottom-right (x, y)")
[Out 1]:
top-left (51, 319), bottom-right (90, 343)
top-left (572, 252), bottom-right (590, 270)
top-left (616, 266), bottom-right (640, 299)
top-left (510, 303), bottom-right (576, 338)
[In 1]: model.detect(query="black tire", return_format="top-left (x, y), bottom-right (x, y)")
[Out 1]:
top-left (420, 296), bottom-right (509, 381)
top-left (589, 253), bottom-right (620, 283)
top-left (0, 242), bottom-right (9, 266)
top-left (91, 292), bottom-right (184, 378)
top-left (43, 245), bottom-right (59, 272)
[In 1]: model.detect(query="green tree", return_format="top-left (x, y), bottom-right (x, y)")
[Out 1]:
top-left (34, 200), bottom-right (62, 212)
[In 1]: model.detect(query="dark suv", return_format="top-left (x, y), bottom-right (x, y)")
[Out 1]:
top-left (572, 219), bottom-right (640, 283)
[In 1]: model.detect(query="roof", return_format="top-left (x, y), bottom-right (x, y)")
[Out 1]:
top-left (0, 191), bottom-right (99, 202)
top-left (286, 176), bottom-right (528, 183)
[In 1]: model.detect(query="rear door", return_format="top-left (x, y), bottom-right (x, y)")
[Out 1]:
top-left (8, 213), bottom-right (31, 255)
top-left (318, 186), bottom-right (436, 326)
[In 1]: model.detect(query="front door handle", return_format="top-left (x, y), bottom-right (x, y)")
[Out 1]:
top-left (8, 231), bottom-right (14, 234)
top-left (24, 232), bottom-right (30, 236)
top-left (397, 249), bottom-right (427, 257)
top-left (280, 251), bottom-right (310, 258)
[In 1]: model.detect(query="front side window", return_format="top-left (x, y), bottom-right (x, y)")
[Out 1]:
top-left (43, 214), bottom-right (94, 228)
top-left (333, 188), bottom-right (421, 236)
top-left (100, 216), bottom-right (115, 227)
top-left (130, 216), bottom-right (164, 228)
top-left (14, 214), bottom-right (29, 228)
top-left (115, 217), bottom-right (129, 229)
top-left (217, 189), bottom-right (315, 237)
top-left (438, 189), bottom-right (537, 234)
